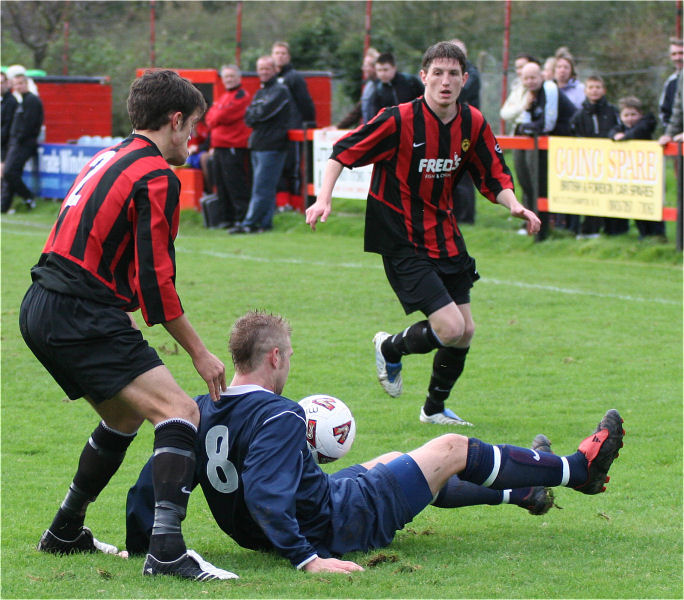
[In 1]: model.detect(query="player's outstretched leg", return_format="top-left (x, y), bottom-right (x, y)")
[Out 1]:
top-left (573, 409), bottom-right (625, 495)
top-left (143, 549), bottom-right (238, 581)
top-left (373, 331), bottom-right (403, 397)
top-left (460, 409), bottom-right (624, 494)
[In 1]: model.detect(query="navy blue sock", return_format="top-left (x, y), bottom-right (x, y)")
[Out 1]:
top-left (432, 475), bottom-right (503, 507)
top-left (461, 438), bottom-right (588, 489)
top-left (509, 487), bottom-right (541, 509)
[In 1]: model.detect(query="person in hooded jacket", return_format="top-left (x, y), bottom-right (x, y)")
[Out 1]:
top-left (569, 75), bottom-right (620, 238)
top-left (609, 96), bottom-right (663, 240)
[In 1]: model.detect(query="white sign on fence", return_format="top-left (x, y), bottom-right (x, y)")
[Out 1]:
top-left (312, 129), bottom-right (373, 200)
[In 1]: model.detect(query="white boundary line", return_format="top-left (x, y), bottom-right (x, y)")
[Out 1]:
top-left (174, 247), bottom-right (680, 306)
top-left (3, 224), bottom-right (680, 306)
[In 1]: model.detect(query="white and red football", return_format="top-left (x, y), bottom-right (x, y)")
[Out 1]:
top-left (298, 394), bottom-right (356, 464)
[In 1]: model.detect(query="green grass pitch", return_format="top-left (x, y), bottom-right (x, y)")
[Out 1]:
top-left (1, 198), bottom-right (681, 598)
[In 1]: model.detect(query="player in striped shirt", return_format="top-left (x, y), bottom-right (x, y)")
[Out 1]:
top-left (19, 70), bottom-right (235, 581)
top-left (306, 41), bottom-right (541, 427)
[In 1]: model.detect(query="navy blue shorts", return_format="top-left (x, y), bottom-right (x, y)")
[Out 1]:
top-left (382, 254), bottom-right (480, 316)
top-left (19, 283), bottom-right (163, 403)
top-left (326, 455), bottom-right (433, 555)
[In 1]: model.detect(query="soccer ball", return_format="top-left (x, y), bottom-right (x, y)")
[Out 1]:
top-left (298, 394), bottom-right (356, 464)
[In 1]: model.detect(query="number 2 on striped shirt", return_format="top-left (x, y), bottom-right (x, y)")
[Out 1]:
top-left (65, 150), bottom-right (117, 207)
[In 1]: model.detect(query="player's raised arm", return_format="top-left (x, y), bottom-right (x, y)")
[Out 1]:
top-left (496, 188), bottom-right (541, 235)
top-left (305, 159), bottom-right (344, 230)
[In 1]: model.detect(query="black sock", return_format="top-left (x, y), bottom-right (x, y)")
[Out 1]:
top-left (424, 346), bottom-right (469, 415)
top-left (381, 320), bottom-right (441, 363)
top-left (50, 421), bottom-right (136, 539)
top-left (148, 419), bottom-right (197, 561)
top-left (432, 475), bottom-right (503, 508)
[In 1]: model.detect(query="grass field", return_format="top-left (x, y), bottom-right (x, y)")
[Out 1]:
top-left (1, 197), bottom-right (682, 599)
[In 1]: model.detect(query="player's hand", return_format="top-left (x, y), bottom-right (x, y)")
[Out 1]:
top-left (193, 351), bottom-right (226, 402)
top-left (303, 556), bottom-right (364, 573)
top-left (305, 200), bottom-right (331, 231)
top-left (511, 205), bottom-right (541, 235)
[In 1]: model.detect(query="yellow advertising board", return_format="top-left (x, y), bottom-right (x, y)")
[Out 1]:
top-left (548, 137), bottom-right (664, 221)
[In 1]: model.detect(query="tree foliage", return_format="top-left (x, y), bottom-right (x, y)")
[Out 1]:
top-left (1, 0), bottom-right (678, 135)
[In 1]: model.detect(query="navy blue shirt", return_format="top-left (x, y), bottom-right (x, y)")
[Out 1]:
top-left (127, 386), bottom-right (333, 568)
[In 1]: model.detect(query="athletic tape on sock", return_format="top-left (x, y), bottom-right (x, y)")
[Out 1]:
top-left (482, 445), bottom-right (501, 487)
top-left (560, 456), bottom-right (570, 486)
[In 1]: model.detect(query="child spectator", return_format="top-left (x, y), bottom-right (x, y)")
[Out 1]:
top-left (609, 96), bottom-right (664, 240)
top-left (569, 75), bottom-right (620, 238)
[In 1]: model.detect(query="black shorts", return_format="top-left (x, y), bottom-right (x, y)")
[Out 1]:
top-left (382, 254), bottom-right (480, 316)
top-left (19, 283), bottom-right (163, 403)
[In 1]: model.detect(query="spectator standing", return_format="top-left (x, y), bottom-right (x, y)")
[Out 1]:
top-left (272, 41), bottom-right (315, 201)
top-left (20, 70), bottom-right (233, 580)
top-left (360, 48), bottom-right (380, 124)
top-left (569, 75), bottom-right (620, 238)
top-left (610, 96), bottom-right (663, 240)
top-left (659, 72), bottom-right (683, 144)
top-left (519, 61), bottom-right (576, 240)
top-left (1, 71), bottom-right (19, 166)
top-left (658, 37), bottom-right (683, 130)
top-left (307, 42), bottom-right (541, 426)
top-left (272, 41), bottom-right (315, 128)
top-left (205, 64), bottom-right (251, 228)
top-left (229, 56), bottom-right (292, 234)
top-left (1, 71), bottom-right (43, 213)
top-left (450, 39), bottom-right (480, 224)
top-left (500, 54), bottom-right (539, 233)
top-left (369, 52), bottom-right (424, 118)
top-left (542, 56), bottom-right (556, 81)
top-left (337, 47), bottom-right (380, 128)
top-left (553, 48), bottom-right (585, 110)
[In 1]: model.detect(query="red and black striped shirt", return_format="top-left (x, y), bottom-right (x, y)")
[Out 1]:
top-left (332, 98), bottom-right (514, 259)
top-left (31, 134), bottom-right (183, 326)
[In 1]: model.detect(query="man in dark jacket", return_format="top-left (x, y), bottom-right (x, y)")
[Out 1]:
top-left (569, 75), bottom-right (620, 237)
top-left (1, 71), bottom-right (19, 165)
top-left (659, 37), bottom-right (683, 130)
top-left (1, 72), bottom-right (43, 213)
top-left (272, 41), bottom-right (315, 128)
top-left (369, 52), bottom-right (424, 119)
top-left (229, 56), bottom-right (292, 234)
top-left (272, 41), bottom-right (316, 200)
